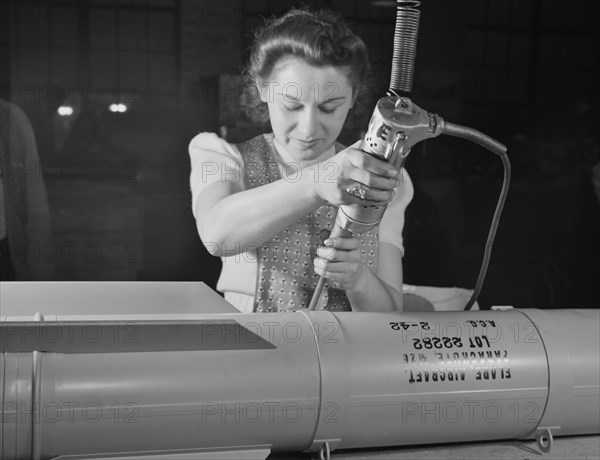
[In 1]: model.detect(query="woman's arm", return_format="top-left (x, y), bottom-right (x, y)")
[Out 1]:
top-left (314, 239), bottom-right (404, 312)
top-left (313, 167), bottom-right (413, 311)
top-left (195, 172), bottom-right (326, 256)
top-left (193, 140), bottom-right (399, 257)
top-left (348, 242), bottom-right (404, 311)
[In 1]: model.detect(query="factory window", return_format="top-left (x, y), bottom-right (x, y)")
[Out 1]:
top-left (465, 0), bottom-right (599, 107)
top-left (1, 0), bottom-right (181, 154)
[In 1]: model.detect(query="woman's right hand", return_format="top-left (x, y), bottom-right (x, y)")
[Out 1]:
top-left (313, 141), bottom-right (401, 207)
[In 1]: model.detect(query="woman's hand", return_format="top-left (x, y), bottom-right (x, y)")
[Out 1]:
top-left (313, 141), bottom-right (400, 207)
top-left (313, 234), bottom-right (367, 291)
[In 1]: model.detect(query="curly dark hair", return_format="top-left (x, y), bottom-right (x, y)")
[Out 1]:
top-left (240, 7), bottom-right (375, 130)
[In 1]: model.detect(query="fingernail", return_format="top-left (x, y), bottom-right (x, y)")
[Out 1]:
top-left (389, 169), bottom-right (399, 178)
top-left (318, 229), bottom-right (331, 244)
top-left (324, 239), bottom-right (334, 247)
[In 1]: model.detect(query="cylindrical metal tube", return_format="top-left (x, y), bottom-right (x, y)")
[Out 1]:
top-left (1, 309), bottom-right (598, 459)
top-left (2, 312), bottom-right (321, 458)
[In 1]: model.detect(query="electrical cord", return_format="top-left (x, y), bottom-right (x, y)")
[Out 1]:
top-left (441, 121), bottom-right (511, 310)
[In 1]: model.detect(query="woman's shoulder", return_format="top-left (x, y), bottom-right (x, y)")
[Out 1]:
top-left (380, 168), bottom-right (414, 227)
top-left (189, 132), bottom-right (272, 153)
top-left (189, 131), bottom-right (232, 153)
top-left (188, 131), bottom-right (245, 164)
top-left (391, 167), bottom-right (414, 210)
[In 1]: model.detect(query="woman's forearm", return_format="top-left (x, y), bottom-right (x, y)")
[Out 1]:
top-left (197, 170), bottom-right (326, 256)
top-left (346, 265), bottom-right (404, 312)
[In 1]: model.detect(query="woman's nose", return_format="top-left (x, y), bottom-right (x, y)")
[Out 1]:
top-left (297, 108), bottom-right (319, 138)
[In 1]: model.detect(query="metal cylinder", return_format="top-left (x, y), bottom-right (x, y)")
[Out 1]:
top-left (1, 308), bottom-right (598, 459)
top-left (325, 308), bottom-right (599, 449)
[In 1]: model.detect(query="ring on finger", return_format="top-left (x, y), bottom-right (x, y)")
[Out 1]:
top-left (346, 185), bottom-right (367, 200)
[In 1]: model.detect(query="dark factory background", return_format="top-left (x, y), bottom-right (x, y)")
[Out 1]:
top-left (1, 0), bottom-right (599, 309)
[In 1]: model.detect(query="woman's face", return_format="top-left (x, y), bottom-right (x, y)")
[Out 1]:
top-left (259, 58), bottom-right (355, 161)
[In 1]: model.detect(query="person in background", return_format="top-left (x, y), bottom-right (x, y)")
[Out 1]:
top-left (0, 98), bottom-right (54, 280)
top-left (189, 8), bottom-right (413, 313)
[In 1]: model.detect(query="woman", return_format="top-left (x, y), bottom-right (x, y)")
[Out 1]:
top-left (189, 8), bottom-right (413, 313)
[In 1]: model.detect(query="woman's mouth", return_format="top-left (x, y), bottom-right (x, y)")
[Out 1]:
top-left (295, 139), bottom-right (320, 148)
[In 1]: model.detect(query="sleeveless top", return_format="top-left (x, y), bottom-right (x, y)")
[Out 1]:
top-left (237, 133), bottom-right (379, 312)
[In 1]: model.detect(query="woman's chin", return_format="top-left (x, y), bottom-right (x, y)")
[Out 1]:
top-left (288, 139), bottom-right (332, 161)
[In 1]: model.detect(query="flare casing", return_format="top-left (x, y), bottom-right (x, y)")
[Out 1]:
top-left (1, 308), bottom-right (598, 459)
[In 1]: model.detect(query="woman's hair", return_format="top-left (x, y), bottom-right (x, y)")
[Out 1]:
top-left (240, 7), bottom-right (374, 129)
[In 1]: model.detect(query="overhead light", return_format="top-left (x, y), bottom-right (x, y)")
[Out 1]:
top-left (57, 106), bottom-right (73, 116)
top-left (109, 103), bottom-right (127, 113)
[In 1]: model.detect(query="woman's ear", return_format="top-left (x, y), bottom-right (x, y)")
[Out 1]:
top-left (257, 81), bottom-right (269, 103)
top-left (350, 89), bottom-right (358, 109)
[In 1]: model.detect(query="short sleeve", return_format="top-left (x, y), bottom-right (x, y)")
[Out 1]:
top-left (189, 132), bottom-right (245, 218)
top-left (378, 167), bottom-right (414, 256)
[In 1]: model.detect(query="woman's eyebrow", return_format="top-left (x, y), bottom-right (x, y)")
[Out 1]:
top-left (276, 93), bottom-right (347, 103)
top-left (276, 93), bottom-right (301, 102)
top-left (322, 96), bottom-right (346, 103)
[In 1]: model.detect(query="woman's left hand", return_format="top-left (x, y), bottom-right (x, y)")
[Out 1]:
top-left (313, 235), bottom-right (366, 291)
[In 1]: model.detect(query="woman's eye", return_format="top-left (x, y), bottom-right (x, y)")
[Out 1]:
top-left (320, 106), bottom-right (336, 114)
top-left (283, 104), bottom-right (337, 113)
